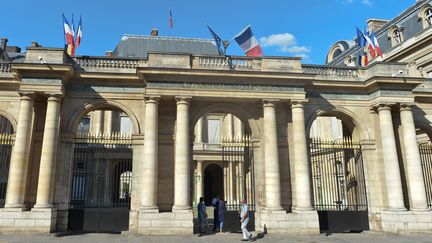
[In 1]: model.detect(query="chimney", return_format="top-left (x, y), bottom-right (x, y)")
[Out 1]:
top-left (1, 37), bottom-right (7, 50)
top-left (367, 19), bottom-right (388, 33)
top-left (31, 41), bottom-right (41, 47)
top-left (150, 28), bottom-right (159, 36)
top-left (105, 51), bottom-right (113, 57)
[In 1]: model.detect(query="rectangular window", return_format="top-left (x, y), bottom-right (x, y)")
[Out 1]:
top-left (208, 119), bottom-right (221, 144)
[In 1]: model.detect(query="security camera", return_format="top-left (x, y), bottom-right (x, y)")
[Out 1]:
top-left (38, 56), bottom-right (43, 60)
top-left (398, 70), bottom-right (404, 74)
top-left (38, 56), bottom-right (46, 64)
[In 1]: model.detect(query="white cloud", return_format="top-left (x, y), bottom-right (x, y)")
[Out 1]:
top-left (362, 0), bottom-right (373, 6)
top-left (260, 33), bottom-right (296, 47)
top-left (259, 33), bottom-right (310, 58)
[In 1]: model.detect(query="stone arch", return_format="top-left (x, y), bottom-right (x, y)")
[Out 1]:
top-left (190, 102), bottom-right (260, 139)
top-left (0, 110), bottom-right (17, 133)
top-left (305, 105), bottom-right (371, 141)
top-left (414, 120), bottom-right (432, 143)
top-left (66, 100), bottom-right (141, 135)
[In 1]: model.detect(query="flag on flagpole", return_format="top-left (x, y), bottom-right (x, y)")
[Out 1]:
top-left (358, 54), bottom-right (368, 66)
top-left (62, 14), bottom-right (75, 56)
top-left (75, 16), bottom-right (83, 48)
top-left (363, 31), bottom-right (376, 58)
top-left (233, 25), bottom-right (263, 57)
top-left (371, 31), bottom-right (382, 57)
top-left (169, 7), bottom-right (173, 29)
top-left (356, 27), bottom-right (366, 47)
top-left (207, 26), bottom-right (224, 55)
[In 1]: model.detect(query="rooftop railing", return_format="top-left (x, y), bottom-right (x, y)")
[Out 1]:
top-left (196, 56), bottom-right (255, 70)
top-left (302, 64), bottom-right (359, 78)
top-left (0, 63), bottom-right (11, 73)
top-left (73, 56), bottom-right (139, 69)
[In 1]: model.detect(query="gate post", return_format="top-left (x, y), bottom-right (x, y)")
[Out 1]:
top-left (376, 104), bottom-right (406, 210)
top-left (400, 104), bottom-right (428, 210)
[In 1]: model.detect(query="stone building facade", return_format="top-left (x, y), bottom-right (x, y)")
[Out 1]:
top-left (1, 0), bottom-right (432, 235)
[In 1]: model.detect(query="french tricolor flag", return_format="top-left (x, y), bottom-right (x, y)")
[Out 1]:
top-left (234, 25), bottom-right (263, 57)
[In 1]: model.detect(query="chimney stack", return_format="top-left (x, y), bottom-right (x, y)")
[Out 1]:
top-left (31, 41), bottom-right (41, 47)
top-left (150, 28), bottom-right (159, 36)
top-left (105, 51), bottom-right (113, 57)
top-left (367, 19), bottom-right (388, 33)
top-left (1, 37), bottom-right (7, 50)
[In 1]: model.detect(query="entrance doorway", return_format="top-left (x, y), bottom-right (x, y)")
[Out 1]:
top-left (204, 164), bottom-right (223, 206)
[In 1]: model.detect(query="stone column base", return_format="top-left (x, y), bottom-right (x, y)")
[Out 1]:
top-left (259, 209), bottom-right (319, 234)
top-left (0, 207), bottom-right (57, 234)
top-left (380, 210), bottom-right (432, 233)
top-left (137, 209), bottom-right (193, 235)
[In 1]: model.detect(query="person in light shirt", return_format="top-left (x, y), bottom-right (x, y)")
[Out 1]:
top-left (240, 199), bottom-right (252, 241)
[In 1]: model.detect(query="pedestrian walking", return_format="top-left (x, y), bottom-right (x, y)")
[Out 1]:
top-left (212, 195), bottom-right (220, 231)
top-left (240, 199), bottom-right (252, 241)
top-left (197, 197), bottom-right (207, 233)
top-left (217, 198), bottom-right (226, 232)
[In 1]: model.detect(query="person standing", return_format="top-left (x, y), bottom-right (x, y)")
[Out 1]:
top-left (197, 197), bottom-right (207, 233)
top-left (240, 199), bottom-right (252, 241)
top-left (212, 195), bottom-right (219, 232)
top-left (217, 198), bottom-right (226, 232)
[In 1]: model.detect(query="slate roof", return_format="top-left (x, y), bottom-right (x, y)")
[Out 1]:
top-left (112, 34), bottom-right (220, 58)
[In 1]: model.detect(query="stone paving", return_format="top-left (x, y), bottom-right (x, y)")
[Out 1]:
top-left (0, 231), bottom-right (432, 243)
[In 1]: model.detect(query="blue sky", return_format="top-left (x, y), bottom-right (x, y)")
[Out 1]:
top-left (1, 0), bottom-right (415, 64)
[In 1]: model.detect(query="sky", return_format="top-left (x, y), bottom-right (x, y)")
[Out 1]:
top-left (1, 0), bottom-right (416, 64)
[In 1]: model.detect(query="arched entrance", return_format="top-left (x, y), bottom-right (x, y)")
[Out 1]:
top-left (68, 108), bottom-right (133, 232)
top-left (416, 126), bottom-right (432, 209)
top-left (204, 164), bottom-right (224, 206)
top-left (0, 115), bottom-right (13, 208)
top-left (308, 113), bottom-right (368, 233)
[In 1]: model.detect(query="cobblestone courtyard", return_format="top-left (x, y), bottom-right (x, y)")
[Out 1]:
top-left (0, 232), bottom-right (432, 243)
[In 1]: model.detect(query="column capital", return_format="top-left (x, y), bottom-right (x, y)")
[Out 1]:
top-left (18, 92), bottom-right (35, 100)
top-left (262, 99), bottom-right (279, 108)
top-left (290, 100), bottom-right (308, 109)
top-left (175, 96), bottom-right (192, 105)
top-left (144, 95), bottom-right (161, 104)
top-left (399, 103), bottom-right (416, 111)
top-left (371, 102), bottom-right (395, 112)
top-left (47, 94), bottom-right (62, 102)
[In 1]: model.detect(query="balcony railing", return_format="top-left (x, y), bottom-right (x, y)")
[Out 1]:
top-left (303, 64), bottom-right (359, 78)
top-left (73, 57), bottom-right (139, 69)
top-left (0, 63), bottom-right (11, 73)
top-left (197, 56), bottom-right (254, 70)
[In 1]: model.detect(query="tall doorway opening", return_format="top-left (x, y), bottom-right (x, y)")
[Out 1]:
top-left (204, 164), bottom-right (223, 206)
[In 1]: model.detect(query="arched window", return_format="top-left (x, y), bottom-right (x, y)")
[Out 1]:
top-left (393, 29), bottom-right (402, 44)
top-left (425, 8), bottom-right (432, 26)
top-left (418, 5), bottom-right (432, 29)
top-left (388, 25), bottom-right (404, 47)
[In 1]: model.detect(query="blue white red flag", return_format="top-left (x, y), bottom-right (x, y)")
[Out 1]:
top-left (234, 25), bottom-right (263, 57)
top-left (63, 15), bottom-right (74, 46)
top-left (363, 31), bottom-right (376, 58)
top-left (75, 16), bottom-right (83, 48)
top-left (371, 31), bottom-right (382, 57)
top-left (169, 7), bottom-right (173, 29)
top-left (207, 26), bottom-right (224, 55)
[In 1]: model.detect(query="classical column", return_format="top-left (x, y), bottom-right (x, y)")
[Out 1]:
top-left (263, 99), bottom-right (283, 211)
top-left (104, 110), bottom-right (113, 135)
top-left (34, 95), bottom-right (61, 208)
top-left (224, 114), bottom-right (234, 140)
top-left (196, 161), bottom-right (204, 200)
top-left (173, 97), bottom-right (191, 211)
top-left (400, 104), bottom-right (428, 210)
top-left (140, 97), bottom-right (159, 210)
top-left (92, 110), bottom-right (104, 135)
top-left (291, 101), bottom-right (313, 210)
top-left (377, 104), bottom-right (406, 210)
top-left (5, 94), bottom-right (34, 208)
top-left (194, 117), bottom-right (204, 144)
top-left (234, 116), bottom-right (243, 139)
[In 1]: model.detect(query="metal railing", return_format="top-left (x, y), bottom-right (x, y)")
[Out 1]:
top-left (0, 132), bottom-right (14, 208)
top-left (73, 57), bottom-right (139, 69)
top-left (303, 65), bottom-right (359, 78)
top-left (197, 56), bottom-right (254, 70)
top-left (419, 142), bottom-right (432, 209)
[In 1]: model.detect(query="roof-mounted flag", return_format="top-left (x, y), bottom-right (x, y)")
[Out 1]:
top-left (169, 7), bottom-right (173, 29)
top-left (75, 16), bottom-right (83, 48)
top-left (63, 15), bottom-right (74, 46)
top-left (356, 27), bottom-right (366, 47)
top-left (234, 25), bottom-right (263, 57)
top-left (207, 26), bottom-right (224, 55)
top-left (371, 31), bottom-right (382, 57)
top-left (363, 31), bottom-right (376, 58)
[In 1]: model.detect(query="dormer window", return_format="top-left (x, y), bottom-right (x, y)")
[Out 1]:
top-left (418, 5), bottom-right (432, 28)
top-left (388, 25), bottom-right (404, 47)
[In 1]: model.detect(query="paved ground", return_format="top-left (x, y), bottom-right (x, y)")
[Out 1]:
top-left (0, 231), bottom-right (432, 243)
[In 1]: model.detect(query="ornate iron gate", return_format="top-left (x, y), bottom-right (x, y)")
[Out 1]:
top-left (419, 143), bottom-right (432, 209)
top-left (310, 138), bottom-right (369, 233)
top-left (68, 134), bottom-right (132, 232)
top-left (0, 133), bottom-right (13, 208)
top-left (221, 136), bottom-right (255, 231)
